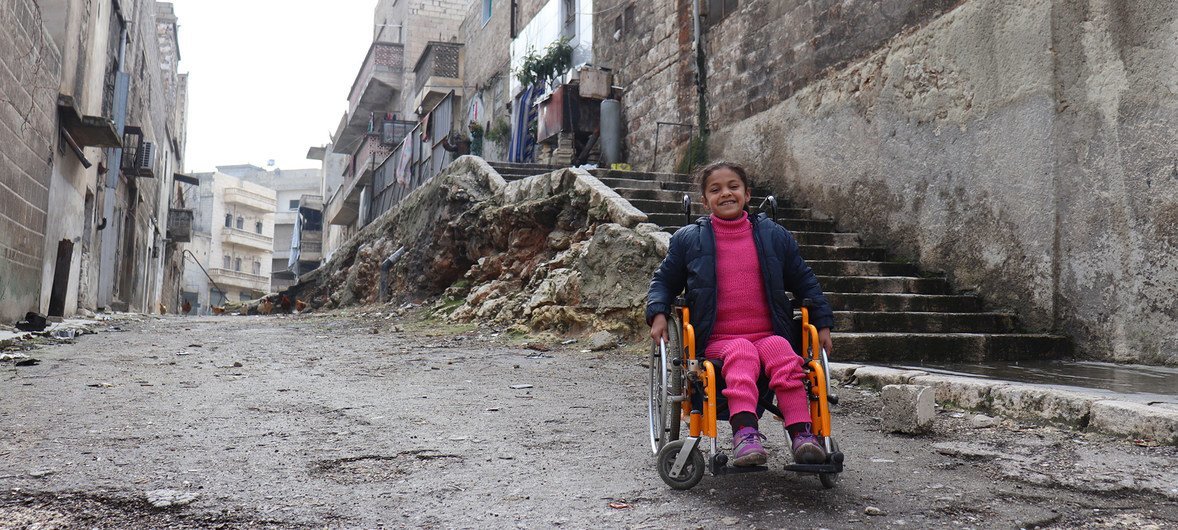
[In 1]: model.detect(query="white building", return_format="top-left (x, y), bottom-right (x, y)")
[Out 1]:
top-left (181, 171), bottom-right (276, 313)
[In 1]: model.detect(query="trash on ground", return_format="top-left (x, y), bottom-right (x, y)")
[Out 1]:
top-left (509, 384), bottom-right (533, 390)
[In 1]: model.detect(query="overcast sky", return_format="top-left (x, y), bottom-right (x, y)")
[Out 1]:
top-left (171, 1), bottom-right (376, 173)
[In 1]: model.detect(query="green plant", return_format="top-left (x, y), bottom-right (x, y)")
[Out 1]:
top-left (515, 38), bottom-right (574, 87)
top-left (484, 116), bottom-right (512, 143)
top-left (676, 135), bottom-right (709, 174)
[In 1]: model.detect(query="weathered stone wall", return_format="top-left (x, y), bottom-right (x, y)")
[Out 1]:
top-left (593, 0), bottom-right (959, 171)
top-left (0, 0), bottom-right (62, 323)
top-left (706, 0), bottom-right (1178, 364)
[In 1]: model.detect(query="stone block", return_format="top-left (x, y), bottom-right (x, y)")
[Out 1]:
top-left (911, 374), bottom-right (997, 410)
top-left (882, 384), bottom-right (935, 434)
top-left (848, 366), bottom-right (926, 388)
top-left (1089, 401), bottom-right (1178, 446)
top-left (988, 384), bottom-right (1096, 428)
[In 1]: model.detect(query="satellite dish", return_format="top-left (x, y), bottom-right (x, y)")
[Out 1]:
top-left (267, 159), bottom-right (276, 167)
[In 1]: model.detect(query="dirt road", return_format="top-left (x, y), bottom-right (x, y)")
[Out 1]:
top-left (2, 312), bottom-right (1175, 528)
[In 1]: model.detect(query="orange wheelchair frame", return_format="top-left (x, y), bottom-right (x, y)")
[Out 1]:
top-left (648, 298), bottom-right (845, 490)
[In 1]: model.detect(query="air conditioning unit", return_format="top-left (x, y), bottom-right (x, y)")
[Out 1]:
top-left (133, 141), bottom-right (155, 178)
top-left (120, 126), bottom-right (156, 178)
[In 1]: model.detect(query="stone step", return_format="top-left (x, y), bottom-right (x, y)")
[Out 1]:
top-left (798, 245), bottom-right (886, 261)
top-left (833, 311), bottom-right (1017, 334)
top-left (819, 276), bottom-right (950, 295)
top-left (809, 260), bottom-right (919, 277)
top-left (833, 332), bottom-right (1072, 362)
top-left (489, 162), bottom-right (561, 170)
top-left (792, 231), bottom-right (862, 247)
top-left (645, 213), bottom-right (836, 233)
top-left (623, 198), bottom-right (788, 216)
top-left (827, 293), bottom-right (982, 313)
top-left (597, 177), bottom-right (696, 192)
top-left (591, 169), bottom-right (694, 184)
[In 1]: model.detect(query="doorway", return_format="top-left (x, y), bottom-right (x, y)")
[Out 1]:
top-left (48, 239), bottom-right (74, 317)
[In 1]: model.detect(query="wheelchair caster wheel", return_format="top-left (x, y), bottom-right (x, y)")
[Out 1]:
top-left (656, 440), bottom-right (705, 490)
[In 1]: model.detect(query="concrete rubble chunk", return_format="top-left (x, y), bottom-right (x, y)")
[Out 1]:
top-left (850, 366), bottom-right (927, 387)
top-left (587, 331), bottom-right (616, 351)
top-left (911, 374), bottom-right (997, 410)
top-left (145, 489), bottom-right (199, 508)
top-left (882, 384), bottom-right (935, 434)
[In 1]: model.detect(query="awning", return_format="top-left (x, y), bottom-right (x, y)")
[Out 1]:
top-left (174, 173), bottom-right (200, 185)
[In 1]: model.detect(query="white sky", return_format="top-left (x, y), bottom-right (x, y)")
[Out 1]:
top-left (171, 0), bottom-right (377, 173)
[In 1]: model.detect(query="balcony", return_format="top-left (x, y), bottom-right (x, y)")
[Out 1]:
top-left (328, 132), bottom-right (391, 226)
top-left (336, 41), bottom-right (405, 153)
top-left (224, 187), bottom-right (277, 212)
top-left (207, 268), bottom-right (270, 293)
top-left (222, 227), bottom-right (273, 251)
top-left (412, 42), bottom-right (464, 113)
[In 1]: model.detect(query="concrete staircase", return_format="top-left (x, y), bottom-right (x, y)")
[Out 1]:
top-left (488, 162), bottom-right (563, 181)
top-left (588, 168), bottom-right (1073, 363)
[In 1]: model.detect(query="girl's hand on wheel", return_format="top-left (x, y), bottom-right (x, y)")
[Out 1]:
top-left (818, 327), bottom-right (833, 357)
top-left (650, 313), bottom-right (668, 343)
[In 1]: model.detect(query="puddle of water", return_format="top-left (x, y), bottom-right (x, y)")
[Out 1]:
top-left (890, 360), bottom-right (1178, 403)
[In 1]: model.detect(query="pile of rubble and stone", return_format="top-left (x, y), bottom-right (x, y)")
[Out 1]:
top-left (286, 156), bottom-right (670, 337)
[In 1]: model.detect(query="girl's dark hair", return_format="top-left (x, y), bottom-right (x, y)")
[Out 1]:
top-left (695, 160), bottom-right (751, 194)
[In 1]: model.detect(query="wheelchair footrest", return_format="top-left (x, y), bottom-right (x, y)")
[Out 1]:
top-left (783, 453), bottom-right (844, 475)
top-left (714, 464), bottom-right (769, 476)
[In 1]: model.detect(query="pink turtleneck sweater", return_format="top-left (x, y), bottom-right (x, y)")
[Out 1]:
top-left (710, 212), bottom-right (774, 340)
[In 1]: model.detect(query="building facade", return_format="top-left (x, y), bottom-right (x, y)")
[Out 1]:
top-left (181, 171), bottom-right (276, 313)
top-left (0, 0), bottom-right (189, 323)
top-left (213, 165), bottom-right (321, 292)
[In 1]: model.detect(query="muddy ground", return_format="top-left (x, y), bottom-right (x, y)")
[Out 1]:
top-left (1, 311), bottom-right (1176, 529)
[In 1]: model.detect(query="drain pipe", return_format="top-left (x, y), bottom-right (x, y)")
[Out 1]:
top-left (379, 246), bottom-right (407, 303)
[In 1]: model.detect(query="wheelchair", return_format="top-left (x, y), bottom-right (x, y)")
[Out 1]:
top-left (646, 197), bottom-right (844, 490)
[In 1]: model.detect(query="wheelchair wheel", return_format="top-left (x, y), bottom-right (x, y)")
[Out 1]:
top-left (648, 319), bottom-right (683, 454)
top-left (819, 438), bottom-right (841, 489)
top-left (656, 439), bottom-right (705, 490)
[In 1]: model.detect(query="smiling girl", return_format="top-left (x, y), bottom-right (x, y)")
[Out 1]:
top-left (647, 161), bottom-right (834, 467)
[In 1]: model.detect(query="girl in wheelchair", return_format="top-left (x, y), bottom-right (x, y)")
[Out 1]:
top-left (647, 161), bottom-right (835, 468)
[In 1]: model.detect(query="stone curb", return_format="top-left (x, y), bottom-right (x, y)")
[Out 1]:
top-left (829, 362), bottom-right (1178, 446)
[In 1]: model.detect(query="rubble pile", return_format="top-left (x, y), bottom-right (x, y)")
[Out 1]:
top-left (289, 156), bottom-right (670, 337)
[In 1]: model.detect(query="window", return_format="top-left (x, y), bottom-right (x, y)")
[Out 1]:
top-left (223, 255), bottom-right (231, 268)
top-left (289, 199), bottom-right (300, 210)
top-left (236, 216), bottom-right (244, 230)
top-left (255, 221), bottom-right (263, 234)
top-left (234, 257), bottom-right (242, 272)
top-left (252, 261), bottom-right (261, 275)
top-left (482, 0), bottom-right (492, 25)
top-left (705, 0), bottom-right (739, 28)
top-left (562, 0), bottom-right (576, 39)
top-left (224, 214), bottom-right (232, 227)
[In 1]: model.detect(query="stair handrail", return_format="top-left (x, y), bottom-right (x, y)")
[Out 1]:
top-left (758, 195), bottom-right (778, 224)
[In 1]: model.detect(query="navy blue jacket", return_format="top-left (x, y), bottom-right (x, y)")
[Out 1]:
top-left (646, 213), bottom-right (834, 349)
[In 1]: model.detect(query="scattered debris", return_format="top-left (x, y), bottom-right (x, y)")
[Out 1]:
top-left (865, 506), bottom-right (886, 516)
top-left (509, 384), bottom-right (533, 390)
top-left (608, 501), bottom-right (631, 510)
top-left (145, 489), bottom-right (199, 508)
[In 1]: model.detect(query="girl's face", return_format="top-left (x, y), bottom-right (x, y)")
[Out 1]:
top-left (702, 168), bottom-right (751, 220)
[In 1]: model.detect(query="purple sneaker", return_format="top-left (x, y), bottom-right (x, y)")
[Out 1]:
top-left (732, 427), bottom-right (768, 467)
top-left (791, 431), bottom-right (828, 464)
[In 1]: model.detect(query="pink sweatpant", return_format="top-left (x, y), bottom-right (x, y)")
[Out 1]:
top-left (704, 333), bottom-right (810, 426)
